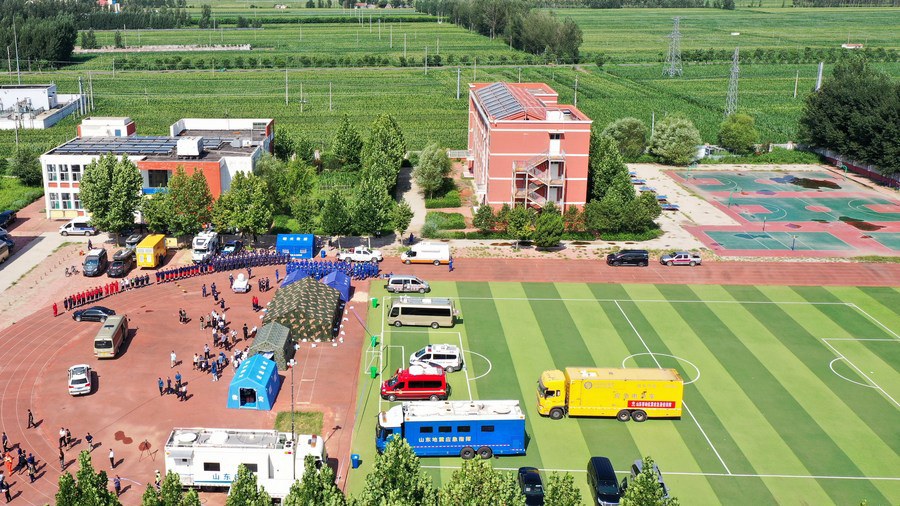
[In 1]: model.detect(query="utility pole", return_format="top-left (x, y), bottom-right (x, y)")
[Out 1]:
top-left (288, 358), bottom-right (297, 481)
top-left (13, 21), bottom-right (21, 84)
top-left (574, 75), bottom-right (578, 107)
top-left (424, 46), bottom-right (428, 75)
top-left (456, 66), bottom-right (460, 100)
top-left (518, 67), bottom-right (521, 83)
top-left (78, 76), bottom-right (85, 115)
top-left (473, 58), bottom-right (476, 80)
top-left (300, 82), bottom-right (304, 113)
top-left (7, 46), bottom-right (11, 83)
top-left (390, 24), bottom-right (393, 48)
top-left (285, 68), bottom-right (289, 106)
top-left (403, 33), bottom-right (407, 59)
top-left (663, 17), bottom-right (683, 78)
top-left (436, 36), bottom-right (439, 55)
top-left (329, 82), bottom-right (332, 111)
top-left (815, 61), bottom-right (824, 91)
top-left (793, 70), bottom-right (799, 99)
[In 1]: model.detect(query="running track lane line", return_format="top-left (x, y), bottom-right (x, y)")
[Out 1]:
top-left (614, 300), bottom-right (733, 475)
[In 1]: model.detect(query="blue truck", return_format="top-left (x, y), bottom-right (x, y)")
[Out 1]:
top-left (376, 400), bottom-right (526, 459)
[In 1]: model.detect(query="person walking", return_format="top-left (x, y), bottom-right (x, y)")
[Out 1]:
top-left (242, 323), bottom-right (249, 342)
top-left (58, 427), bottom-right (66, 449)
top-left (109, 448), bottom-right (115, 468)
top-left (219, 297), bottom-right (225, 310)
top-left (113, 475), bottom-right (121, 496)
top-left (170, 350), bottom-right (177, 368)
top-left (26, 409), bottom-right (34, 429)
top-left (155, 469), bottom-right (161, 490)
top-left (166, 377), bottom-right (172, 395)
top-left (275, 269), bottom-right (280, 282)
top-left (180, 385), bottom-right (188, 402)
top-left (0, 433), bottom-right (7, 453)
top-left (175, 371), bottom-right (182, 390)
top-left (85, 433), bottom-right (94, 450)
top-left (158, 377), bottom-right (164, 396)
top-left (199, 315), bottom-right (204, 330)
top-left (2, 453), bottom-right (12, 476)
top-left (27, 460), bottom-right (36, 483)
top-left (211, 361), bottom-right (218, 382)
top-left (53, 302), bottom-right (59, 317)
top-left (449, 258), bottom-right (454, 272)
top-left (228, 273), bottom-right (234, 286)
top-left (2, 477), bottom-right (11, 502)
top-left (58, 448), bottom-right (65, 470)
top-left (65, 429), bottom-right (73, 448)
top-left (202, 283), bottom-right (208, 298)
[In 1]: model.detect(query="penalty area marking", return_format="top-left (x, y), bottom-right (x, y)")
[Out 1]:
top-left (828, 358), bottom-right (876, 388)
top-left (622, 353), bottom-right (700, 385)
top-left (466, 351), bottom-right (493, 381)
top-left (821, 338), bottom-right (900, 409)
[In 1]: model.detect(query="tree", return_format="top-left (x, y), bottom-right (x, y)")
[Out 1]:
top-left (81, 28), bottom-right (99, 49)
top-left (55, 472), bottom-right (80, 506)
top-left (393, 200), bottom-right (414, 238)
top-left (621, 456), bottom-right (679, 506)
top-left (506, 205), bottom-right (535, 249)
top-left (361, 114), bottom-right (407, 189)
top-left (53, 451), bottom-right (119, 505)
top-left (799, 58), bottom-right (899, 175)
top-left (284, 455), bottom-right (346, 506)
top-left (181, 489), bottom-right (202, 506)
top-left (352, 176), bottom-right (394, 237)
top-left (589, 133), bottom-right (630, 202)
top-left (718, 113), bottom-right (758, 155)
top-left (80, 154), bottom-right (142, 236)
top-left (290, 193), bottom-right (320, 232)
top-left (141, 194), bottom-right (173, 234)
top-left (414, 143), bottom-right (451, 198)
top-left (545, 472), bottom-right (582, 506)
top-left (226, 464), bottom-right (272, 506)
top-left (563, 206), bottom-right (584, 233)
top-left (357, 437), bottom-right (437, 506)
top-left (330, 114), bottom-right (363, 171)
top-left (533, 202), bottom-right (564, 248)
top-left (114, 30), bottom-right (124, 48)
top-left (212, 172), bottom-right (273, 243)
top-left (321, 190), bottom-right (351, 246)
top-left (584, 194), bottom-right (627, 235)
top-left (495, 203), bottom-right (512, 233)
top-left (166, 167), bottom-right (213, 237)
top-left (439, 458), bottom-right (525, 506)
top-left (473, 204), bottom-right (496, 233)
top-left (649, 115), bottom-right (702, 166)
top-left (9, 147), bottom-right (42, 186)
top-left (198, 4), bottom-right (213, 28)
top-left (602, 117), bottom-right (649, 159)
top-left (142, 484), bottom-right (160, 506)
top-left (160, 471), bottom-right (186, 505)
top-left (595, 52), bottom-right (608, 69)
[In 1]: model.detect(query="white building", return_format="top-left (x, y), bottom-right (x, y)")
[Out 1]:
top-left (39, 117), bottom-right (275, 220)
top-left (0, 84), bottom-right (84, 130)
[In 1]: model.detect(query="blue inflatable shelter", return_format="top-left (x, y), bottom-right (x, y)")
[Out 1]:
top-left (320, 270), bottom-right (351, 302)
top-left (227, 355), bottom-right (281, 411)
top-left (276, 234), bottom-right (315, 259)
top-left (281, 268), bottom-right (311, 288)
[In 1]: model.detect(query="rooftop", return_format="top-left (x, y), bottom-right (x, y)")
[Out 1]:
top-left (403, 400), bottom-right (525, 420)
top-left (46, 135), bottom-right (260, 161)
top-left (0, 84), bottom-right (53, 90)
top-left (566, 367), bottom-right (683, 381)
top-left (166, 428), bottom-right (289, 449)
top-left (472, 82), bottom-right (589, 122)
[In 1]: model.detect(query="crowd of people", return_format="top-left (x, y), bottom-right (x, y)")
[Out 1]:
top-left (60, 275), bottom-right (151, 314)
top-left (285, 258), bottom-right (380, 281)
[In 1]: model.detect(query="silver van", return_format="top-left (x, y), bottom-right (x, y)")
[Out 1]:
top-left (94, 315), bottom-right (128, 359)
top-left (385, 275), bottom-right (430, 294)
top-left (60, 219), bottom-right (97, 236)
top-left (387, 297), bottom-right (457, 329)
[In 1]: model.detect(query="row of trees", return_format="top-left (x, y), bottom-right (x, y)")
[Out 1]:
top-left (414, 0), bottom-right (583, 63)
top-left (0, 15), bottom-right (78, 65)
top-left (799, 58), bottom-right (899, 175)
top-left (603, 115), bottom-right (702, 165)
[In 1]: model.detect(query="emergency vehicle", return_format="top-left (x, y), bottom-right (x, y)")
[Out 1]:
top-left (381, 364), bottom-right (450, 401)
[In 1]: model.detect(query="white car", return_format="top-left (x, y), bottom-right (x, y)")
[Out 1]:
top-left (68, 364), bottom-right (93, 396)
top-left (337, 246), bottom-right (383, 262)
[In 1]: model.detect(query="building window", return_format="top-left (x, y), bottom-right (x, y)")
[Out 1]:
top-left (61, 193), bottom-right (72, 209)
top-left (148, 170), bottom-right (170, 188)
top-left (73, 192), bottom-right (81, 210)
top-left (49, 193), bottom-right (60, 209)
top-left (550, 133), bottom-right (562, 140)
top-left (59, 164), bottom-right (70, 182)
top-left (242, 463), bottom-right (258, 473)
top-left (71, 165), bottom-right (82, 182)
top-left (203, 462), bottom-right (220, 472)
top-left (46, 164), bottom-right (58, 182)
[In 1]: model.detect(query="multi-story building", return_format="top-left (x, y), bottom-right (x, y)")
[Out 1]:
top-left (467, 82), bottom-right (592, 211)
top-left (0, 84), bottom-right (84, 130)
top-left (40, 117), bottom-right (274, 219)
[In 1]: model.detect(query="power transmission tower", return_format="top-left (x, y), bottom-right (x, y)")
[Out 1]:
top-left (724, 47), bottom-right (739, 117)
top-left (663, 17), bottom-right (683, 78)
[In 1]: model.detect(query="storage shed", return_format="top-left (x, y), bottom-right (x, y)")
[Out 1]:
top-left (227, 355), bottom-right (281, 411)
top-left (248, 322), bottom-right (295, 370)
top-left (276, 234), bottom-right (315, 259)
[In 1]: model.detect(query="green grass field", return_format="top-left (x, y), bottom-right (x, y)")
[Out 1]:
top-left (559, 8), bottom-right (900, 60)
top-left (348, 282), bottom-right (900, 504)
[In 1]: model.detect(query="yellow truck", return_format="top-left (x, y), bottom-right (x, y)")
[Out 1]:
top-left (136, 234), bottom-right (167, 269)
top-left (537, 368), bottom-right (683, 422)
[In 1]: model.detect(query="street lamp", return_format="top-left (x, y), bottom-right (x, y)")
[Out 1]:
top-left (791, 235), bottom-right (797, 251)
top-left (288, 356), bottom-right (297, 481)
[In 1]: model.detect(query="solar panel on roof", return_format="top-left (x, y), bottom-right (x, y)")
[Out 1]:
top-left (476, 83), bottom-right (524, 120)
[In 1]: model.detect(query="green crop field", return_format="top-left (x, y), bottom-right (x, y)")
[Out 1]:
top-left (558, 8), bottom-right (900, 61)
top-left (182, 4), bottom-right (427, 18)
top-left (348, 282), bottom-right (900, 504)
top-left (4, 62), bottom-right (898, 156)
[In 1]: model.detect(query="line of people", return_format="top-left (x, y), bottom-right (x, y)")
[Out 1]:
top-left (59, 275), bottom-right (151, 314)
top-left (156, 263), bottom-right (212, 283)
top-left (209, 249), bottom-right (289, 272)
top-left (285, 258), bottom-right (380, 281)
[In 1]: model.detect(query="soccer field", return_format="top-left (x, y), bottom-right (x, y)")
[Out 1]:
top-left (349, 283), bottom-right (900, 504)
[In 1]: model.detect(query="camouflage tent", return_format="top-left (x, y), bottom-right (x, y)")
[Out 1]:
top-left (248, 322), bottom-right (294, 370)
top-left (263, 276), bottom-right (341, 343)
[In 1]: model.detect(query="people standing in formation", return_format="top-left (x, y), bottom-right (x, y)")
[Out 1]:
top-left (156, 263), bottom-right (211, 284)
top-left (256, 277), bottom-right (271, 293)
top-left (285, 258), bottom-right (380, 281)
top-left (61, 275), bottom-right (150, 312)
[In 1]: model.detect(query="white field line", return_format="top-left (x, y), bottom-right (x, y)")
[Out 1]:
top-left (848, 303), bottom-right (900, 340)
top-left (820, 339), bottom-right (900, 409)
top-left (378, 297), bottom-right (386, 412)
top-left (823, 338), bottom-right (898, 341)
top-left (456, 331), bottom-right (473, 401)
top-left (442, 297), bottom-right (850, 305)
top-left (420, 466), bottom-right (900, 481)
top-left (615, 300), bottom-right (732, 475)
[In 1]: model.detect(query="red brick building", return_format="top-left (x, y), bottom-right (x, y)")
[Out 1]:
top-left (467, 82), bottom-right (592, 211)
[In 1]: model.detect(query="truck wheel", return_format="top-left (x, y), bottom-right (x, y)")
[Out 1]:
top-left (429, 395), bottom-right (440, 401)
top-left (477, 446), bottom-right (493, 459)
top-left (393, 321), bottom-right (403, 327)
top-left (433, 260), bottom-right (440, 266)
top-left (667, 261), bottom-right (674, 266)
top-left (616, 410), bottom-right (631, 422)
top-left (431, 322), bottom-right (439, 329)
top-left (387, 394), bottom-right (397, 402)
top-left (632, 410), bottom-right (648, 422)
top-left (549, 408), bottom-right (565, 420)
top-left (460, 447), bottom-right (475, 460)
top-left (404, 259), bottom-right (411, 265)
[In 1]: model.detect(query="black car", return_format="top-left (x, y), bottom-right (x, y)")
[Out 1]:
top-left (83, 248), bottom-right (109, 277)
top-left (72, 306), bottom-right (116, 322)
top-left (587, 457), bottom-right (622, 505)
top-left (0, 233), bottom-right (13, 249)
top-left (107, 249), bottom-right (135, 278)
top-left (222, 240), bottom-right (243, 255)
top-left (517, 467), bottom-right (545, 505)
top-left (606, 249), bottom-right (649, 267)
top-left (0, 210), bottom-right (16, 228)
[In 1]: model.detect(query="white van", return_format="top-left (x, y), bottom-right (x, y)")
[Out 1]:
top-left (400, 242), bottom-right (450, 266)
top-left (59, 219), bottom-right (97, 236)
top-left (409, 344), bottom-right (463, 373)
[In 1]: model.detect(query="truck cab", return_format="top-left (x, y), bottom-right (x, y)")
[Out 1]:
top-left (537, 370), bottom-right (567, 419)
top-left (192, 231), bottom-right (219, 263)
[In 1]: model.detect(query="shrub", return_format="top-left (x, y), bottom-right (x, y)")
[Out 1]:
top-left (425, 190), bottom-right (461, 209)
top-left (425, 212), bottom-right (466, 230)
top-left (699, 148), bottom-right (821, 165)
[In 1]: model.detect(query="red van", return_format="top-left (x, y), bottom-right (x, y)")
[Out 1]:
top-left (381, 364), bottom-right (450, 402)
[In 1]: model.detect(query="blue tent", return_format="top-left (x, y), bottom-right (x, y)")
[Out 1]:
top-left (276, 234), bottom-right (315, 259)
top-left (320, 270), bottom-right (351, 302)
top-left (281, 268), bottom-right (311, 288)
top-left (227, 355), bottom-right (281, 411)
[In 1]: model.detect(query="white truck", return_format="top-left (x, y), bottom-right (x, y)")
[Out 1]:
top-left (191, 231), bottom-right (219, 263)
top-left (337, 246), bottom-right (383, 262)
top-left (164, 428), bottom-right (327, 500)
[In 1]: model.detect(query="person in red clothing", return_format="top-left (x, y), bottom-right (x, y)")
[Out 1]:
top-left (53, 302), bottom-right (58, 317)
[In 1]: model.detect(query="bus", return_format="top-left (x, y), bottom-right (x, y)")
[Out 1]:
top-left (376, 400), bottom-right (526, 459)
top-left (387, 297), bottom-right (457, 329)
